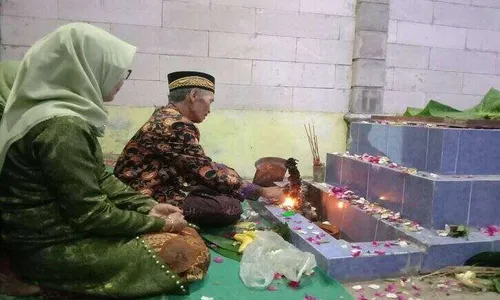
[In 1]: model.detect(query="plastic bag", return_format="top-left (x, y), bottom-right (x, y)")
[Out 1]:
top-left (239, 231), bottom-right (317, 288)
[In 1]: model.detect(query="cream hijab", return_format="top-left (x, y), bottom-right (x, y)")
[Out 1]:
top-left (0, 23), bottom-right (136, 171)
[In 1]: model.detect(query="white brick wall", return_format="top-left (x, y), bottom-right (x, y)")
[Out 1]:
top-left (429, 48), bottom-right (496, 74)
top-left (386, 44), bottom-right (430, 69)
top-left (1, 0), bottom-right (58, 19)
top-left (434, 2), bottom-right (500, 31)
top-left (390, 0), bottom-right (434, 24)
top-left (385, 0), bottom-right (500, 113)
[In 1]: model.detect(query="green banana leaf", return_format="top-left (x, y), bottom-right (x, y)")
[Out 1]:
top-left (404, 88), bottom-right (500, 120)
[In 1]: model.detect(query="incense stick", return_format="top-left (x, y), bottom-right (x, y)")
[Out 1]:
top-left (304, 123), bottom-right (320, 164)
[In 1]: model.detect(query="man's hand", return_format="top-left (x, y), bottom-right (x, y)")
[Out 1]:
top-left (261, 186), bottom-right (284, 203)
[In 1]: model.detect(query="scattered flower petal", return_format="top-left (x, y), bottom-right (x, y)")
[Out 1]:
top-left (351, 249), bottom-right (361, 257)
top-left (397, 295), bottom-right (407, 300)
top-left (372, 241), bottom-right (379, 246)
top-left (386, 293), bottom-right (398, 299)
top-left (352, 285), bottom-right (363, 291)
top-left (385, 283), bottom-right (397, 293)
top-left (267, 286), bottom-right (278, 291)
top-left (312, 231), bottom-right (321, 235)
top-left (288, 281), bottom-right (300, 289)
top-left (399, 241), bottom-right (409, 248)
top-left (369, 284), bottom-right (380, 290)
top-left (352, 245), bottom-right (361, 249)
top-left (307, 226), bottom-right (314, 230)
top-left (384, 242), bottom-right (392, 248)
top-left (297, 230), bottom-right (308, 235)
top-left (375, 250), bottom-right (386, 255)
top-left (357, 296), bottom-right (368, 300)
top-left (375, 292), bottom-right (384, 297)
top-left (213, 257), bottom-right (224, 263)
top-left (293, 227), bottom-right (302, 230)
top-left (304, 295), bottom-right (317, 300)
top-left (274, 273), bottom-right (282, 280)
top-left (411, 284), bottom-right (421, 291)
top-left (201, 297), bottom-right (214, 300)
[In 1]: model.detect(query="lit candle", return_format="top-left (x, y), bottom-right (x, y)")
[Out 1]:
top-left (283, 196), bottom-right (295, 208)
top-left (337, 201), bottom-right (345, 209)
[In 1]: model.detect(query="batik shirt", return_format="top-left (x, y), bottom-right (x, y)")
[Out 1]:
top-left (114, 104), bottom-right (261, 205)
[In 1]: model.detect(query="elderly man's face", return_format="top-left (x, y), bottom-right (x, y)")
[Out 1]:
top-left (188, 89), bottom-right (214, 123)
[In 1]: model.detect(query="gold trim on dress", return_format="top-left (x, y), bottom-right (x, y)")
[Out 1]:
top-left (169, 76), bottom-right (214, 91)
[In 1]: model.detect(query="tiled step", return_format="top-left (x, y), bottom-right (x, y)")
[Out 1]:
top-left (349, 122), bottom-right (500, 175)
top-left (325, 153), bottom-right (500, 229)
top-left (248, 184), bottom-right (500, 281)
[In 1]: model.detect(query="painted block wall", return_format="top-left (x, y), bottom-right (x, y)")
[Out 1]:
top-left (384, 0), bottom-right (500, 113)
top-left (0, 0), bottom-right (353, 177)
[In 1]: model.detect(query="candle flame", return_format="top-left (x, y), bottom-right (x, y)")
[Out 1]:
top-left (283, 196), bottom-right (295, 208)
top-left (337, 201), bottom-right (345, 209)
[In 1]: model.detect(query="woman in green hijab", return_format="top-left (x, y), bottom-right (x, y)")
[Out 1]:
top-left (0, 61), bottom-right (20, 121)
top-left (0, 23), bottom-right (209, 299)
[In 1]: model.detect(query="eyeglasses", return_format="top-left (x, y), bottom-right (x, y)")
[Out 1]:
top-left (125, 69), bottom-right (132, 80)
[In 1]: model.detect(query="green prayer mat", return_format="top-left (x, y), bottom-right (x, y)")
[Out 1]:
top-left (1, 249), bottom-right (352, 300)
top-left (404, 88), bottom-right (500, 119)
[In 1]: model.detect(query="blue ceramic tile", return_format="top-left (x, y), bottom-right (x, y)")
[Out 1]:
top-left (325, 153), bottom-right (342, 186)
top-left (440, 129), bottom-right (461, 174)
top-left (341, 206), bottom-right (377, 242)
top-left (349, 122), bottom-right (360, 153)
top-left (422, 241), bottom-right (492, 273)
top-left (368, 165), bottom-right (405, 213)
top-left (402, 175), bottom-right (433, 228)
top-left (356, 123), bottom-right (389, 156)
top-left (432, 181), bottom-right (471, 229)
top-left (387, 126), bottom-right (428, 170)
top-left (469, 180), bottom-right (500, 227)
top-left (494, 240), bottom-right (500, 252)
top-left (341, 157), bottom-right (369, 196)
top-left (323, 194), bottom-right (345, 229)
top-left (457, 129), bottom-right (500, 175)
top-left (374, 219), bottom-right (401, 241)
top-left (328, 253), bottom-right (412, 281)
top-left (425, 128), bottom-right (444, 174)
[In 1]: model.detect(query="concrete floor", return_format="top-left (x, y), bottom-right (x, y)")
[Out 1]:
top-left (347, 278), bottom-right (500, 300)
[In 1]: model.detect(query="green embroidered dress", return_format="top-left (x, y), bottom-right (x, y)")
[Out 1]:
top-left (0, 116), bottom-right (188, 298)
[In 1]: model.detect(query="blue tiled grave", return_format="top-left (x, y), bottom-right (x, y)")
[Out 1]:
top-left (349, 122), bottom-right (500, 175)
top-left (248, 181), bottom-right (500, 282)
top-left (325, 154), bottom-right (500, 229)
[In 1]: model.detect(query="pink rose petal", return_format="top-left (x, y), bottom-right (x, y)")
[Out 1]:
top-left (372, 241), bottom-right (379, 246)
top-left (352, 245), bottom-right (361, 249)
top-left (384, 242), bottom-right (392, 248)
top-left (288, 281), bottom-right (300, 289)
top-left (267, 285), bottom-right (278, 291)
top-left (397, 295), bottom-right (407, 300)
top-left (293, 226), bottom-right (302, 230)
top-left (213, 257), bottom-right (224, 263)
top-left (351, 249), bottom-right (361, 257)
top-left (356, 295), bottom-right (368, 300)
top-left (375, 292), bottom-right (384, 297)
top-left (385, 283), bottom-right (397, 293)
top-left (274, 273), bottom-right (283, 280)
top-left (375, 250), bottom-right (386, 255)
top-left (304, 295), bottom-right (317, 300)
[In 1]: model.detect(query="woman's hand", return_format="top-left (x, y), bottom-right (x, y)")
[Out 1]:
top-left (162, 212), bottom-right (188, 233)
top-left (149, 203), bottom-right (182, 218)
top-left (149, 204), bottom-right (187, 233)
top-left (261, 186), bottom-right (284, 203)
